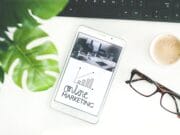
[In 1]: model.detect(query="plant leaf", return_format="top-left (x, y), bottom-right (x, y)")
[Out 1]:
top-left (0, 0), bottom-right (68, 29)
top-left (0, 67), bottom-right (4, 83)
top-left (1, 26), bottom-right (60, 91)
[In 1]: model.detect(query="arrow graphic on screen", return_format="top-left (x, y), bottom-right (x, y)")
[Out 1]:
top-left (74, 67), bottom-right (94, 90)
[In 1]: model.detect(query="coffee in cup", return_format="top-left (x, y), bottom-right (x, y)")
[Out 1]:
top-left (150, 34), bottom-right (180, 65)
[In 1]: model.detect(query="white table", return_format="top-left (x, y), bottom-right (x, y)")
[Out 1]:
top-left (1, 17), bottom-right (180, 135)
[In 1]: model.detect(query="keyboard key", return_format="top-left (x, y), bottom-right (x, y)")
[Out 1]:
top-left (109, 0), bottom-right (118, 7)
top-left (174, 1), bottom-right (180, 9)
top-left (137, 0), bottom-right (146, 8)
top-left (175, 13), bottom-right (180, 20)
top-left (61, 6), bottom-right (77, 16)
top-left (71, 0), bottom-right (81, 5)
top-left (152, 10), bottom-right (160, 19)
top-left (118, 0), bottom-right (127, 7)
top-left (159, 9), bottom-right (172, 20)
top-left (90, 0), bottom-right (101, 6)
top-left (147, 0), bottom-right (160, 8)
top-left (128, 0), bottom-right (137, 7)
top-left (142, 9), bottom-right (152, 19)
top-left (131, 9), bottom-right (142, 18)
top-left (173, 10), bottom-right (180, 20)
top-left (122, 9), bottom-right (131, 17)
top-left (100, 0), bottom-right (109, 6)
top-left (81, 0), bottom-right (91, 7)
top-left (161, 0), bottom-right (172, 9)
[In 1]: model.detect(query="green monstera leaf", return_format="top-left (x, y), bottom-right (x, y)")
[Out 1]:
top-left (0, 0), bottom-right (68, 30)
top-left (1, 26), bottom-right (59, 91)
top-left (0, 0), bottom-right (68, 91)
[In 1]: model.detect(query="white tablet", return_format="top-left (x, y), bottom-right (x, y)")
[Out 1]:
top-left (50, 26), bottom-right (126, 123)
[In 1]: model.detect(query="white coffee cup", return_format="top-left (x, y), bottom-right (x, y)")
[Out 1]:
top-left (150, 34), bottom-right (180, 66)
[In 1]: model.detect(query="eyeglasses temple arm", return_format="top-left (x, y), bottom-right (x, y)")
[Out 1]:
top-left (125, 78), bottom-right (145, 84)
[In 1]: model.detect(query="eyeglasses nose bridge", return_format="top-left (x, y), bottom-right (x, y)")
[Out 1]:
top-left (156, 84), bottom-right (168, 93)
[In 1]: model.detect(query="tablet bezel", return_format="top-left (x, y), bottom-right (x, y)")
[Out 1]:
top-left (50, 25), bottom-right (126, 124)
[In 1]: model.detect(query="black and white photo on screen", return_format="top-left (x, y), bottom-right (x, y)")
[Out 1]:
top-left (71, 33), bottom-right (122, 72)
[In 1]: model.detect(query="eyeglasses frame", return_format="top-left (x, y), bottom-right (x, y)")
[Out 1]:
top-left (126, 69), bottom-right (180, 116)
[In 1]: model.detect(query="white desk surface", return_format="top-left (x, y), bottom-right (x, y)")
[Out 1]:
top-left (1, 17), bottom-right (180, 135)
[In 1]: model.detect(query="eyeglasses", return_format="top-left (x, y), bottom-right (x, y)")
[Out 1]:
top-left (125, 69), bottom-right (180, 118)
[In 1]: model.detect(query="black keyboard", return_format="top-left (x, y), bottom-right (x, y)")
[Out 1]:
top-left (59, 0), bottom-right (180, 23)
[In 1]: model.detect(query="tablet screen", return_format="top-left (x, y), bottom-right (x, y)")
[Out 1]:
top-left (54, 32), bottom-right (122, 116)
